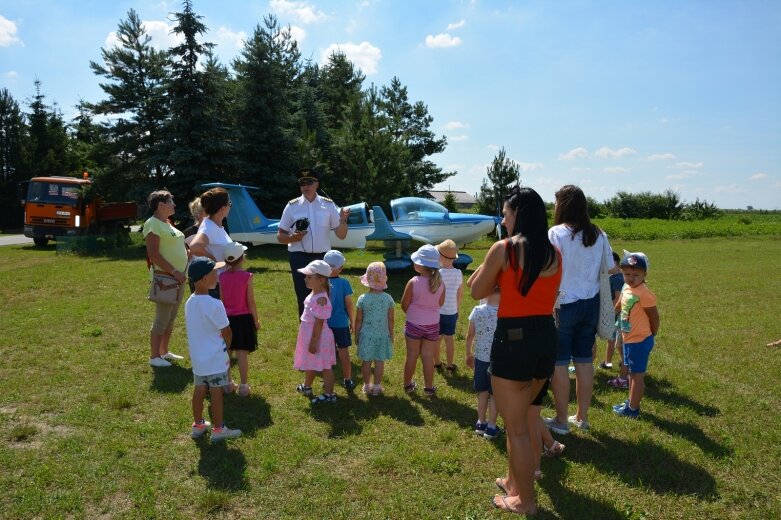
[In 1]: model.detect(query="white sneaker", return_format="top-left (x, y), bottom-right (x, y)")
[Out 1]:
top-left (543, 416), bottom-right (570, 435)
top-left (211, 425), bottom-right (242, 442)
top-left (162, 352), bottom-right (184, 361)
top-left (149, 357), bottom-right (172, 368)
top-left (190, 420), bottom-right (212, 438)
top-left (568, 414), bottom-right (590, 431)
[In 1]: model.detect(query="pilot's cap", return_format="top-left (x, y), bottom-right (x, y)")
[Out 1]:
top-left (297, 168), bottom-right (320, 182)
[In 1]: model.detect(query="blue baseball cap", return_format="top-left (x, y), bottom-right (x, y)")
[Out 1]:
top-left (620, 251), bottom-right (649, 272)
top-left (323, 249), bottom-right (345, 269)
top-left (188, 257), bottom-right (225, 282)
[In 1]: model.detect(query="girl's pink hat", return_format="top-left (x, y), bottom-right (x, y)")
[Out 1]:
top-left (361, 262), bottom-right (388, 290)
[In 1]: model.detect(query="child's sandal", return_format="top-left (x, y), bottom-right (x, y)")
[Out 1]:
top-left (311, 393), bottom-right (336, 404)
top-left (296, 384), bottom-right (313, 396)
top-left (424, 386), bottom-right (437, 397)
top-left (445, 364), bottom-right (458, 372)
top-left (543, 440), bottom-right (565, 458)
top-left (238, 384), bottom-right (251, 397)
top-left (404, 381), bottom-right (417, 394)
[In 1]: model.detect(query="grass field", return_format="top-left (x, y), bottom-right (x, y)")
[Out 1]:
top-left (1, 235), bottom-right (780, 519)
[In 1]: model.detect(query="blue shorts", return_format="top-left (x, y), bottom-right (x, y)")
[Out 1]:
top-left (439, 313), bottom-right (458, 336)
top-left (555, 295), bottom-right (599, 365)
top-left (331, 326), bottom-right (352, 349)
top-left (474, 359), bottom-right (492, 393)
top-left (623, 335), bottom-right (654, 373)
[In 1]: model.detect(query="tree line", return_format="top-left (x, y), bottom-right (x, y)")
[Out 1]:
top-left (0, 0), bottom-right (453, 230)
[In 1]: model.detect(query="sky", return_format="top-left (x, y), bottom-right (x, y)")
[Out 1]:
top-left (2, 0), bottom-right (780, 209)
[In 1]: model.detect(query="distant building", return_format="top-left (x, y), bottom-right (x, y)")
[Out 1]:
top-left (424, 190), bottom-right (476, 210)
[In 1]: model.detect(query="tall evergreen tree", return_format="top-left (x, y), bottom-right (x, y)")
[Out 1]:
top-left (475, 147), bottom-right (520, 216)
top-left (0, 88), bottom-right (27, 230)
top-left (26, 80), bottom-right (74, 177)
top-left (89, 8), bottom-right (170, 200)
top-left (233, 16), bottom-right (301, 212)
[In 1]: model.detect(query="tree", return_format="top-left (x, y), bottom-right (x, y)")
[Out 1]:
top-left (89, 8), bottom-right (170, 200)
top-left (0, 88), bottom-right (27, 230)
top-left (442, 190), bottom-right (458, 212)
top-left (475, 147), bottom-right (520, 215)
top-left (233, 16), bottom-right (301, 212)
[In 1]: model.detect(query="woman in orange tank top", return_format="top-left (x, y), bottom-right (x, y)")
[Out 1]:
top-left (470, 186), bottom-right (561, 515)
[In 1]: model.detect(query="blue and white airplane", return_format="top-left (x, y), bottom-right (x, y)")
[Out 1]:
top-left (201, 182), bottom-right (500, 269)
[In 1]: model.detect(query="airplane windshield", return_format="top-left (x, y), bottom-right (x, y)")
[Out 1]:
top-left (392, 198), bottom-right (448, 221)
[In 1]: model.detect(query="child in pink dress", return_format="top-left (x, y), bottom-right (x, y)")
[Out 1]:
top-left (293, 260), bottom-right (338, 404)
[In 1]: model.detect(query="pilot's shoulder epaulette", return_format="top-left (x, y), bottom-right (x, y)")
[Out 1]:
top-left (321, 196), bottom-right (333, 203)
top-left (288, 198), bottom-right (298, 204)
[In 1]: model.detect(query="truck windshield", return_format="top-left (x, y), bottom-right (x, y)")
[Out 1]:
top-left (27, 181), bottom-right (82, 206)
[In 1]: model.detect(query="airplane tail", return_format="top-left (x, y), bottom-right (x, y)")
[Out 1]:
top-left (199, 183), bottom-right (272, 234)
top-left (366, 206), bottom-right (411, 242)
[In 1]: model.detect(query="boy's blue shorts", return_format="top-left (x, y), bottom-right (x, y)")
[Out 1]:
top-left (331, 327), bottom-right (352, 349)
top-left (623, 335), bottom-right (654, 373)
top-left (474, 359), bottom-right (492, 393)
top-left (439, 313), bottom-right (458, 336)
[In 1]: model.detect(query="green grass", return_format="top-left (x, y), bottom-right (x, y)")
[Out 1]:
top-left (1, 235), bottom-right (780, 519)
top-left (593, 213), bottom-right (781, 240)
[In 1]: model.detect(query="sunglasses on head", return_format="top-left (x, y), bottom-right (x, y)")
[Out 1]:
top-left (299, 178), bottom-right (316, 186)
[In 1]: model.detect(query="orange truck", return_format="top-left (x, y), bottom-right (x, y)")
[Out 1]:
top-left (22, 175), bottom-right (139, 247)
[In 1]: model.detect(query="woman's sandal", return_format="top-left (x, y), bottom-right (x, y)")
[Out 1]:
top-left (495, 477), bottom-right (509, 495)
top-left (543, 440), bottom-right (566, 458)
top-left (404, 381), bottom-right (417, 394)
top-left (492, 494), bottom-right (537, 515)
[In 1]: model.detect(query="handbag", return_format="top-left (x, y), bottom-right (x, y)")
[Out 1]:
top-left (148, 271), bottom-right (182, 305)
top-left (596, 239), bottom-right (616, 340)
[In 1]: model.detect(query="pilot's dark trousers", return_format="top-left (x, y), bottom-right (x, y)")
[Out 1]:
top-left (289, 251), bottom-right (326, 318)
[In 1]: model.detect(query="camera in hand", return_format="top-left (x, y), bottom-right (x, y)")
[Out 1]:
top-left (294, 217), bottom-right (310, 232)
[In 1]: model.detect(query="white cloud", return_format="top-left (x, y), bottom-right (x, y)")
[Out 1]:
top-left (270, 0), bottom-right (326, 24)
top-left (486, 144), bottom-right (500, 151)
top-left (595, 146), bottom-right (636, 159)
top-left (645, 153), bottom-right (676, 162)
top-left (750, 173), bottom-right (769, 181)
top-left (666, 172), bottom-right (696, 180)
top-left (447, 19), bottom-right (466, 31)
top-left (425, 33), bottom-right (462, 48)
top-left (558, 147), bottom-right (588, 161)
top-left (672, 161), bottom-right (703, 169)
top-left (603, 167), bottom-right (629, 174)
top-left (774, 181), bottom-right (781, 188)
top-left (659, 118), bottom-right (669, 124)
top-left (320, 41), bottom-right (381, 74)
top-left (518, 162), bottom-right (543, 173)
top-left (105, 20), bottom-right (182, 50)
top-left (570, 167), bottom-right (592, 172)
top-left (274, 25), bottom-right (305, 44)
top-left (713, 184), bottom-right (747, 194)
top-left (443, 121), bottom-right (468, 131)
top-left (0, 15), bottom-right (21, 47)
top-left (3, 70), bottom-right (18, 79)
top-left (450, 135), bottom-right (469, 142)
top-left (214, 26), bottom-right (247, 49)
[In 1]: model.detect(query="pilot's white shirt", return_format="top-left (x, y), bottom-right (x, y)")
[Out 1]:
top-left (279, 194), bottom-right (341, 253)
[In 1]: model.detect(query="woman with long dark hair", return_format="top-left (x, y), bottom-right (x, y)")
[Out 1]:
top-left (545, 185), bottom-right (614, 435)
top-left (471, 186), bottom-right (561, 515)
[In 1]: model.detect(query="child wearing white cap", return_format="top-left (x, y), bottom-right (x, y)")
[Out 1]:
top-left (293, 260), bottom-right (338, 403)
top-left (323, 250), bottom-right (357, 391)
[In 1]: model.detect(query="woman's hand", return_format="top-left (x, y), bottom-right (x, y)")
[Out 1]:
top-left (172, 270), bottom-right (186, 284)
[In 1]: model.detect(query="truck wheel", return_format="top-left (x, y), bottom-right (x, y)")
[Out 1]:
top-left (33, 237), bottom-right (49, 247)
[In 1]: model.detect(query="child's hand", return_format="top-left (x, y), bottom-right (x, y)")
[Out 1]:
top-left (308, 342), bottom-right (318, 354)
top-left (254, 319), bottom-right (260, 330)
top-left (465, 354), bottom-right (475, 369)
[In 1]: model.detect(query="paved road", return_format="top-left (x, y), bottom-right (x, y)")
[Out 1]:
top-left (0, 235), bottom-right (33, 246)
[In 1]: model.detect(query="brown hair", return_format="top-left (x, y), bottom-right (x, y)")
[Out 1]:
top-left (553, 184), bottom-right (600, 248)
top-left (418, 266), bottom-right (442, 293)
top-left (199, 187), bottom-right (230, 216)
top-left (147, 190), bottom-right (172, 212)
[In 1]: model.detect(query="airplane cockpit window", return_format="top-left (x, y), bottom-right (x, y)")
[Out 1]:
top-left (391, 198), bottom-right (448, 221)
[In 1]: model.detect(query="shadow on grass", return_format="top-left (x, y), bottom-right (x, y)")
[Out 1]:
top-left (195, 438), bottom-right (248, 491)
top-left (642, 411), bottom-right (732, 459)
top-left (644, 375), bottom-right (720, 417)
top-left (411, 394), bottom-right (475, 429)
top-left (224, 393), bottom-right (273, 436)
top-left (150, 364), bottom-right (191, 393)
top-left (439, 368), bottom-right (473, 392)
top-left (559, 432), bottom-right (719, 498)
top-left (535, 461), bottom-right (627, 519)
top-left (308, 393), bottom-right (424, 438)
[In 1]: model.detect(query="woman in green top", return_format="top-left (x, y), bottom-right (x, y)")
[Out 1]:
top-left (143, 190), bottom-right (189, 368)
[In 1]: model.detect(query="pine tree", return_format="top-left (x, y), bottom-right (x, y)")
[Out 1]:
top-left (475, 147), bottom-right (520, 216)
top-left (0, 88), bottom-right (28, 230)
top-left (89, 8), bottom-right (170, 200)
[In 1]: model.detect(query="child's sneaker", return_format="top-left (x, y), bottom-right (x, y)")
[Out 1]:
top-left (483, 425), bottom-right (504, 439)
top-left (612, 399), bottom-right (630, 412)
top-left (371, 384), bottom-right (384, 396)
top-left (474, 421), bottom-right (487, 435)
top-left (362, 383), bottom-right (372, 394)
top-left (607, 376), bottom-right (629, 389)
top-left (211, 424), bottom-right (241, 442)
top-left (238, 384), bottom-right (251, 397)
top-left (543, 417), bottom-right (570, 435)
top-left (568, 365), bottom-right (576, 374)
top-left (343, 379), bottom-right (357, 391)
top-left (311, 393), bottom-right (337, 404)
top-left (404, 381), bottom-right (417, 394)
top-left (614, 404), bottom-right (640, 419)
top-left (190, 420), bottom-right (211, 439)
top-left (598, 361), bottom-right (613, 370)
top-left (568, 415), bottom-right (590, 431)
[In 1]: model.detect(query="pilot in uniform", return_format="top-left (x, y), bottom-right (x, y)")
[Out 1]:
top-left (278, 168), bottom-right (349, 316)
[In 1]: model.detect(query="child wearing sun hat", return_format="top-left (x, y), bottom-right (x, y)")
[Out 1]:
top-left (435, 239), bottom-right (464, 372)
top-left (355, 262), bottom-right (395, 395)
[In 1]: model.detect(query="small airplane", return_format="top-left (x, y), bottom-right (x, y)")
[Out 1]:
top-left (200, 182), bottom-right (500, 270)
